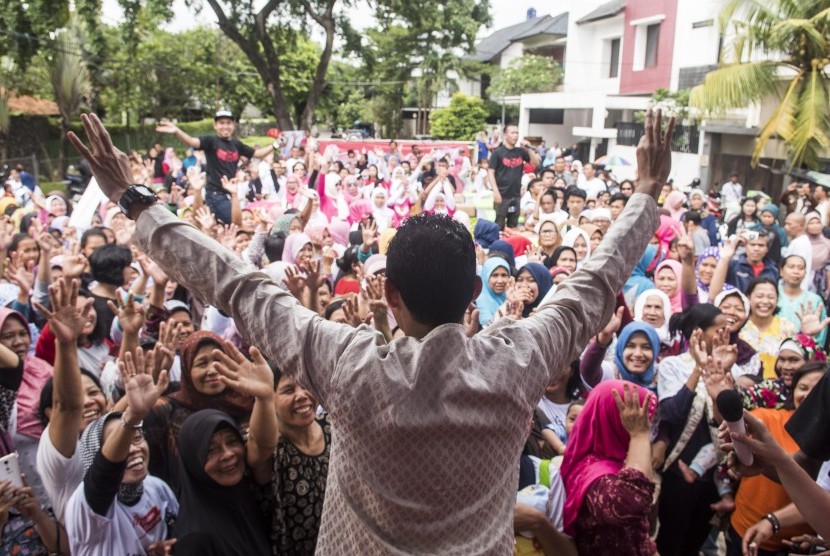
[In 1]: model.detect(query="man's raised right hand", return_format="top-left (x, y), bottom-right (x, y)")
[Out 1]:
top-left (635, 109), bottom-right (676, 201)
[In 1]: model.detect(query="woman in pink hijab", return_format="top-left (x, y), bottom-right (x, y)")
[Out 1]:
top-left (560, 380), bottom-right (656, 555)
top-left (664, 190), bottom-right (687, 221)
top-left (654, 259), bottom-right (684, 313)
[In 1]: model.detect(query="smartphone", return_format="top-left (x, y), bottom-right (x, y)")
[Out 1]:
top-left (0, 453), bottom-right (24, 488)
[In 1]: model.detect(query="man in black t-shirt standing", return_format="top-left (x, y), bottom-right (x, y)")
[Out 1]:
top-left (487, 124), bottom-right (540, 229)
top-left (156, 110), bottom-right (276, 223)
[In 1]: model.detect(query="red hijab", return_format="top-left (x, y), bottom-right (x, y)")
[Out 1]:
top-left (560, 380), bottom-right (655, 534)
top-left (170, 331), bottom-right (253, 419)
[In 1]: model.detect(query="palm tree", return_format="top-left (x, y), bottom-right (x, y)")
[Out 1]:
top-left (50, 21), bottom-right (90, 176)
top-left (690, 0), bottom-right (830, 170)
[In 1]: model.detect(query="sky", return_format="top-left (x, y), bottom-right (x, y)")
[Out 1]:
top-left (100, 0), bottom-right (551, 38)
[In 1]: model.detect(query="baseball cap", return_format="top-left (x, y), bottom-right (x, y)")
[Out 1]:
top-left (214, 110), bottom-right (234, 121)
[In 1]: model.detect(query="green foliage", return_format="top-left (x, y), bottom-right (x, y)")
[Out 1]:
top-left (364, 0), bottom-right (491, 137)
top-left (488, 55), bottom-right (563, 98)
top-left (429, 93), bottom-right (487, 140)
top-left (692, 0), bottom-right (830, 169)
top-left (0, 0), bottom-right (70, 68)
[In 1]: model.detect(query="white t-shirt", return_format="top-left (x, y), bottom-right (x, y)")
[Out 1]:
top-left (65, 476), bottom-right (178, 556)
top-left (36, 425), bottom-right (84, 523)
top-left (537, 397), bottom-right (570, 435)
top-left (578, 177), bottom-right (606, 199)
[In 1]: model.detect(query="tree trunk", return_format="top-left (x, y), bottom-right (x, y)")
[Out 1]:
top-left (58, 118), bottom-right (68, 179)
top-left (265, 78), bottom-right (295, 131)
top-left (299, 18), bottom-right (335, 131)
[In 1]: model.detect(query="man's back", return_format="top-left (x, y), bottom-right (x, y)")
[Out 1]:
top-left (133, 193), bottom-right (658, 553)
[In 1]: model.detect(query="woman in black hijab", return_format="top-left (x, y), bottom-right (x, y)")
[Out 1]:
top-left (175, 409), bottom-right (271, 556)
top-left (174, 342), bottom-right (278, 556)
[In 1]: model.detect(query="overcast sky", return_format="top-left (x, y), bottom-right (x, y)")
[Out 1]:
top-left (100, 0), bottom-right (554, 38)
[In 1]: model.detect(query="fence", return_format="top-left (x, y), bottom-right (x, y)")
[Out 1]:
top-left (615, 121), bottom-right (701, 154)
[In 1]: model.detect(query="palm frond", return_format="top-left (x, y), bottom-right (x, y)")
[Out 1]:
top-left (770, 19), bottom-right (826, 55)
top-left (690, 61), bottom-right (780, 112)
top-left (49, 29), bottom-right (90, 123)
top-left (788, 67), bottom-right (830, 169)
top-left (751, 70), bottom-right (803, 165)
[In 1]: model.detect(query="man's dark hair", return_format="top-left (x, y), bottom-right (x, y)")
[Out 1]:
top-left (685, 211), bottom-right (702, 225)
top-left (264, 231), bottom-right (286, 262)
top-left (540, 169), bottom-right (555, 179)
top-left (89, 244), bottom-right (132, 286)
top-left (555, 156), bottom-right (565, 163)
top-left (81, 228), bottom-right (108, 249)
top-left (564, 186), bottom-right (587, 202)
top-left (527, 178), bottom-right (543, 191)
top-left (386, 213), bottom-right (476, 327)
top-left (609, 193), bottom-right (626, 206)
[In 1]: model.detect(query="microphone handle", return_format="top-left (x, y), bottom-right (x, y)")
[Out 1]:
top-left (726, 419), bottom-right (754, 466)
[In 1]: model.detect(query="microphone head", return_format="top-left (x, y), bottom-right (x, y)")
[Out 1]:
top-left (716, 390), bottom-right (744, 422)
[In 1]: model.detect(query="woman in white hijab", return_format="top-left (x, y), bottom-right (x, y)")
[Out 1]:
top-left (562, 227), bottom-right (592, 267)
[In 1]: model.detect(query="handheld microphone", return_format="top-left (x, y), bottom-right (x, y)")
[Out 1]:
top-left (716, 390), bottom-right (753, 466)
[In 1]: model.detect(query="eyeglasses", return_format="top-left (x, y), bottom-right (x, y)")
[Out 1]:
top-left (130, 429), bottom-right (145, 445)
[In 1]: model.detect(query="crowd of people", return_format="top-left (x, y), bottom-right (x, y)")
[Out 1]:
top-left (0, 109), bottom-right (823, 555)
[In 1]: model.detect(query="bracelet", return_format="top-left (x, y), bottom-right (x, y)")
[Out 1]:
top-left (763, 512), bottom-right (781, 534)
top-left (121, 415), bottom-right (143, 430)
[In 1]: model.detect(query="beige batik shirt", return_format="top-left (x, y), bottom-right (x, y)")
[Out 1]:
top-left (134, 193), bottom-right (658, 554)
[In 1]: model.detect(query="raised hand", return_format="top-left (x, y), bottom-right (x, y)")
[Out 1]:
top-left (155, 122), bottom-right (179, 134)
top-left (464, 303), bottom-right (480, 338)
top-left (710, 326), bottom-right (738, 371)
top-left (107, 293), bottom-right (146, 336)
top-left (283, 265), bottom-right (307, 298)
top-left (212, 341), bottom-right (273, 400)
top-left (342, 295), bottom-right (368, 328)
top-left (676, 234), bottom-right (695, 264)
top-left (33, 278), bottom-right (93, 344)
top-left (597, 306), bottom-right (624, 346)
top-left (796, 302), bottom-right (830, 336)
top-left (720, 235), bottom-right (739, 260)
top-left (61, 254), bottom-right (87, 280)
top-left (688, 328), bottom-right (709, 367)
top-left (0, 217), bottom-right (15, 253)
top-left (67, 114), bottom-right (134, 204)
top-left (702, 358), bottom-right (734, 402)
top-left (361, 220), bottom-right (378, 248)
top-left (195, 206), bottom-right (217, 233)
top-left (36, 231), bottom-right (58, 256)
top-left (635, 108), bottom-right (676, 200)
top-left (5, 253), bottom-right (34, 295)
top-left (135, 253), bottom-right (168, 286)
top-left (613, 383), bottom-right (653, 436)
top-left (186, 167), bottom-right (205, 191)
top-left (118, 349), bottom-right (166, 418)
top-left (304, 260), bottom-right (325, 291)
top-left (220, 175), bottom-right (238, 196)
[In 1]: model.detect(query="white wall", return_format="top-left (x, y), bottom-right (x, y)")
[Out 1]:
top-left (670, 0), bottom-right (721, 90)
top-left (500, 42), bottom-right (526, 69)
top-left (562, 11), bottom-right (624, 94)
top-left (610, 144), bottom-right (704, 186)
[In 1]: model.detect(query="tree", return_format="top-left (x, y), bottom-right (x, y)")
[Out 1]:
top-left (49, 20), bottom-right (90, 174)
top-left (0, 0), bottom-right (70, 69)
top-left (356, 0), bottom-right (490, 136)
top-left (429, 93), bottom-right (487, 140)
top-left (690, 0), bottom-right (830, 170)
top-left (488, 55), bottom-right (563, 98)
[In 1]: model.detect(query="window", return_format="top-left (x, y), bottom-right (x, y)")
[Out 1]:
top-left (645, 23), bottom-right (660, 68)
top-left (608, 38), bottom-right (621, 78)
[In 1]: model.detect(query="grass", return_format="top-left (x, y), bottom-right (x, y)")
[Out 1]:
top-left (240, 136), bottom-right (275, 148)
top-left (40, 181), bottom-right (67, 195)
